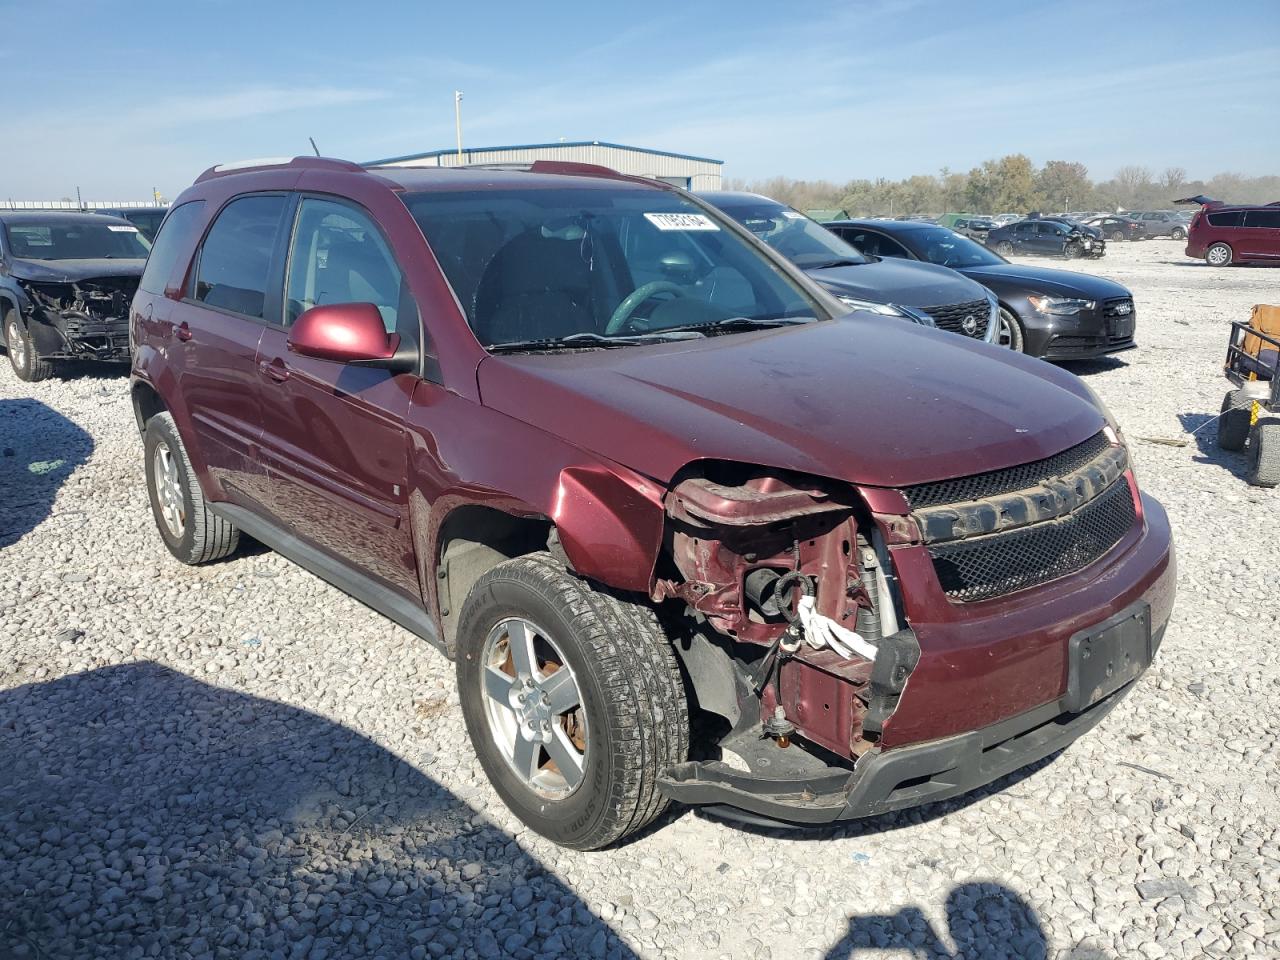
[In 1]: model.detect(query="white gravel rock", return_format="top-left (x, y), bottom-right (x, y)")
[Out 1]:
top-left (1, 241), bottom-right (1278, 958)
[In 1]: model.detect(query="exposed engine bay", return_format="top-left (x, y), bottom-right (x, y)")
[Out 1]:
top-left (19, 275), bottom-right (137, 361)
top-left (653, 463), bottom-right (919, 764)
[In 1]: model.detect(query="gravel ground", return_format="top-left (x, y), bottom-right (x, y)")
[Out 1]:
top-left (1, 240), bottom-right (1278, 960)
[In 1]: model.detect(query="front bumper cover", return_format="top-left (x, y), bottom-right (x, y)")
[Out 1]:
top-left (658, 622), bottom-right (1163, 827)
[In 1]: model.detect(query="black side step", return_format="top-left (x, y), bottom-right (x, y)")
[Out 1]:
top-left (211, 503), bottom-right (443, 653)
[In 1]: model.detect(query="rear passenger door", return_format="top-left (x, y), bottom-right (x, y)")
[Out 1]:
top-left (254, 195), bottom-right (420, 597)
top-left (175, 193), bottom-right (290, 508)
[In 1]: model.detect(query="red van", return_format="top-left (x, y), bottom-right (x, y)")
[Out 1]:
top-left (1185, 202), bottom-right (1280, 266)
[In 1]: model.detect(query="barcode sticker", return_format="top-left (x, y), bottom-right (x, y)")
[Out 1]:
top-left (644, 212), bottom-right (720, 232)
top-left (107, 225), bottom-right (138, 232)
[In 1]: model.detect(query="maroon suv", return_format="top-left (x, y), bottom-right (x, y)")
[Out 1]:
top-left (130, 157), bottom-right (1176, 850)
top-left (1185, 201), bottom-right (1280, 266)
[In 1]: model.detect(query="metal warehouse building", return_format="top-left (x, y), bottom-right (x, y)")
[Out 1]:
top-left (365, 141), bottom-right (722, 190)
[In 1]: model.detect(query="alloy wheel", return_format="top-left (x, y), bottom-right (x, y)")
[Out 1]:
top-left (480, 617), bottom-right (587, 799)
top-left (7, 319), bottom-right (26, 371)
top-left (152, 440), bottom-right (186, 538)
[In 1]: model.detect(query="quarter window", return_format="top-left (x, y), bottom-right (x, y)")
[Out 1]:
top-left (139, 201), bottom-right (205, 296)
top-left (194, 194), bottom-right (287, 319)
top-left (1206, 211), bottom-right (1246, 228)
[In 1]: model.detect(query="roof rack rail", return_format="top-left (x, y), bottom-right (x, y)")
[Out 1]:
top-left (194, 156), bottom-right (365, 184)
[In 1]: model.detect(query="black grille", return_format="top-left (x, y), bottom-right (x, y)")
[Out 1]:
top-left (923, 298), bottom-right (990, 339)
top-left (903, 431), bottom-right (1113, 508)
top-left (1102, 298), bottom-right (1134, 318)
top-left (929, 479), bottom-right (1136, 602)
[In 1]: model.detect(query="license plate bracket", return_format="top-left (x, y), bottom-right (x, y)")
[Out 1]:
top-left (1064, 604), bottom-right (1151, 712)
top-left (1111, 316), bottom-right (1134, 338)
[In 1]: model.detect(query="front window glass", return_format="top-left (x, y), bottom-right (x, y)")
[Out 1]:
top-left (404, 187), bottom-right (820, 348)
top-left (712, 199), bottom-right (869, 269)
top-left (285, 198), bottom-right (407, 334)
top-left (5, 220), bottom-right (151, 261)
top-left (904, 226), bottom-right (1005, 267)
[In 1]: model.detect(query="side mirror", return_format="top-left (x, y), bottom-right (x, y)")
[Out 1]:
top-left (288, 303), bottom-right (414, 372)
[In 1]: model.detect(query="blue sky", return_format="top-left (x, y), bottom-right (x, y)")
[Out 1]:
top-left (3, 0), bottom-right (1277, 199)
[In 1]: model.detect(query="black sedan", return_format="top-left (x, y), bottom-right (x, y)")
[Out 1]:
top-left (699, 192), bottom-right (1000, 345)
top-left (1083, 215), bottom-right (1148, 241)
top-left (826, 219), bottom-right (1136, 361)
top-left (985, 219), bottom-right (1105, 259)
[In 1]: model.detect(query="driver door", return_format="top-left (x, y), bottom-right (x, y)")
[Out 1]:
top-left (254, 195), bottom-right (420, 598)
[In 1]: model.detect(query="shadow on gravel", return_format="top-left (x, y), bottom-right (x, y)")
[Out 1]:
top-left (1058, 357), bottom-right (1129, 377)
top-left (1175, 411), bottom-right (1251, 480)
top-left (0, 398), bottom-right (93, 549)
top-left (0, 663), bottom-right (634, 959)
top-left (823, 881), bottom-right (1111, 959)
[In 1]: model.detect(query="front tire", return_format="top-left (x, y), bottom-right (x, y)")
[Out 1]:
top-left (1171, 227), bottom-right (1187, 241)
top-left (1247, 419), bottom-right (1280, 487)
top-left (997, 308), bottom-right (1025, 352)
top-left (995, 241), bottom-right (1015, 257)
top-left (4, 311), bottom-right (54, 382)
top-left (1064, 242), bottom-right (1083, 260)
top-left (144, 412), bottom-right (240, 564)
top-left (1218, 389), bottom-right (1252, 452)
top-left (1206, 242), bottom-right (1233, 267)
top-left (456, 553), bottom-right (689, 850)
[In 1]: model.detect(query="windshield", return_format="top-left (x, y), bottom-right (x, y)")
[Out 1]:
top-left (903, 226), bottom-right (1005, 268)
top-left (404, 186), bottom-right (821, 349)
top-left (4, 220), bottom-right (151, 260)
top-left (713, 199), bottom-right (869, 269)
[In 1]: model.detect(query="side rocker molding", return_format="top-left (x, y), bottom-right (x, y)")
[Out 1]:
top-left (211, 503), bottom-right (443, 652)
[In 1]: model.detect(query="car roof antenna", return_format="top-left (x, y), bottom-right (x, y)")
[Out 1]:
top-left (308, 137), bottom-right (321, 157)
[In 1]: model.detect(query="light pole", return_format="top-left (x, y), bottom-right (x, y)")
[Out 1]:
top-left (454, 90), bottom-right (464, 164)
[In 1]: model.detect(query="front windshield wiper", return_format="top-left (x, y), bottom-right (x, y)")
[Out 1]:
top-left (653, 315), bottom-right (817, 337)
top-left (486, 330), bottom-right (703, 353)
top-left (805, 258), bottom-right (865, 269)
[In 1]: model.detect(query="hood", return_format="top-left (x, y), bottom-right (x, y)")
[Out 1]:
top-left (476, 316), bottom-right (1104, 488)
top-left (960, 263), bottom-right (1130, 300)
top-left (8, 258), bottom-right (146, 283)
top-left (805, 257), bottom-right (986, 310)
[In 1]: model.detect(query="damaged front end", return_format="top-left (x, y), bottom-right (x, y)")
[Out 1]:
top-left (16, 276), bottom-right (137, 362)
top-left (652, 463), bottom-right (922, 823)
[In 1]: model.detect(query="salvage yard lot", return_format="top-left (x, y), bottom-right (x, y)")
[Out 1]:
top-left (1, 241), bottom-right (1277, 959)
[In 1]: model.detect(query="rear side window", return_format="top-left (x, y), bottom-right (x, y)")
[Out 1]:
top-left (194, 195), bottom-right (287, 318)
top-left (1206, 210), bottom-right (1246, 228)
top-left (139, 201), bottom-right (205, 295)
top-left (1245, 209), bottom-right (1280, 229)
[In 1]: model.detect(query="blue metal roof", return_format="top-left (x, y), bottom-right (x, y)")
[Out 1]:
top-left (364, 140), bottom-right (723, 167)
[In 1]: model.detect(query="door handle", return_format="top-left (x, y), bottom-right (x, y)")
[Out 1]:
top-left (260, 358), bottom-right (290, 383)
top-left (174, 321), bottom-right (193, 342)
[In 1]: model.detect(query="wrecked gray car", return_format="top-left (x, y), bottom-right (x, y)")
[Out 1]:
top-left (1, 211), bottom-right (150, 381)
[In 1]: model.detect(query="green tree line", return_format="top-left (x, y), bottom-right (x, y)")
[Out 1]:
top-left (725, 156), bottom-right (1280, 217)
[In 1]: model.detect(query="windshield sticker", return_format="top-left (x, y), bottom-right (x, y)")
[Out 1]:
top-left (644, 212), bottom-right (720, 232)
top-left (781, 211), bottom-right (806, 219)
top-left (107, 225), bottom-right (139, 232)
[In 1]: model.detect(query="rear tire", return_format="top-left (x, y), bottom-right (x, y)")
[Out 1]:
top-left (1206, 243), bottom-right (1232, 267)
top-left (1217, 389), bottom-right (1252, 452)
top-left (5, 310), bottom-right (54, 382)
top-left (1109, 230), bottom-right (1125, 242)
top-left (995, 241), bottom-right (1014, 257)
top-left (1171, 227), bottom-right (1187, 241)
top-left (1247, 418), bottom-right (1280, 487)
top-left (456, 553), bottom-right (689, 850)
top-left (144, 412), bottom-right (240, 564)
